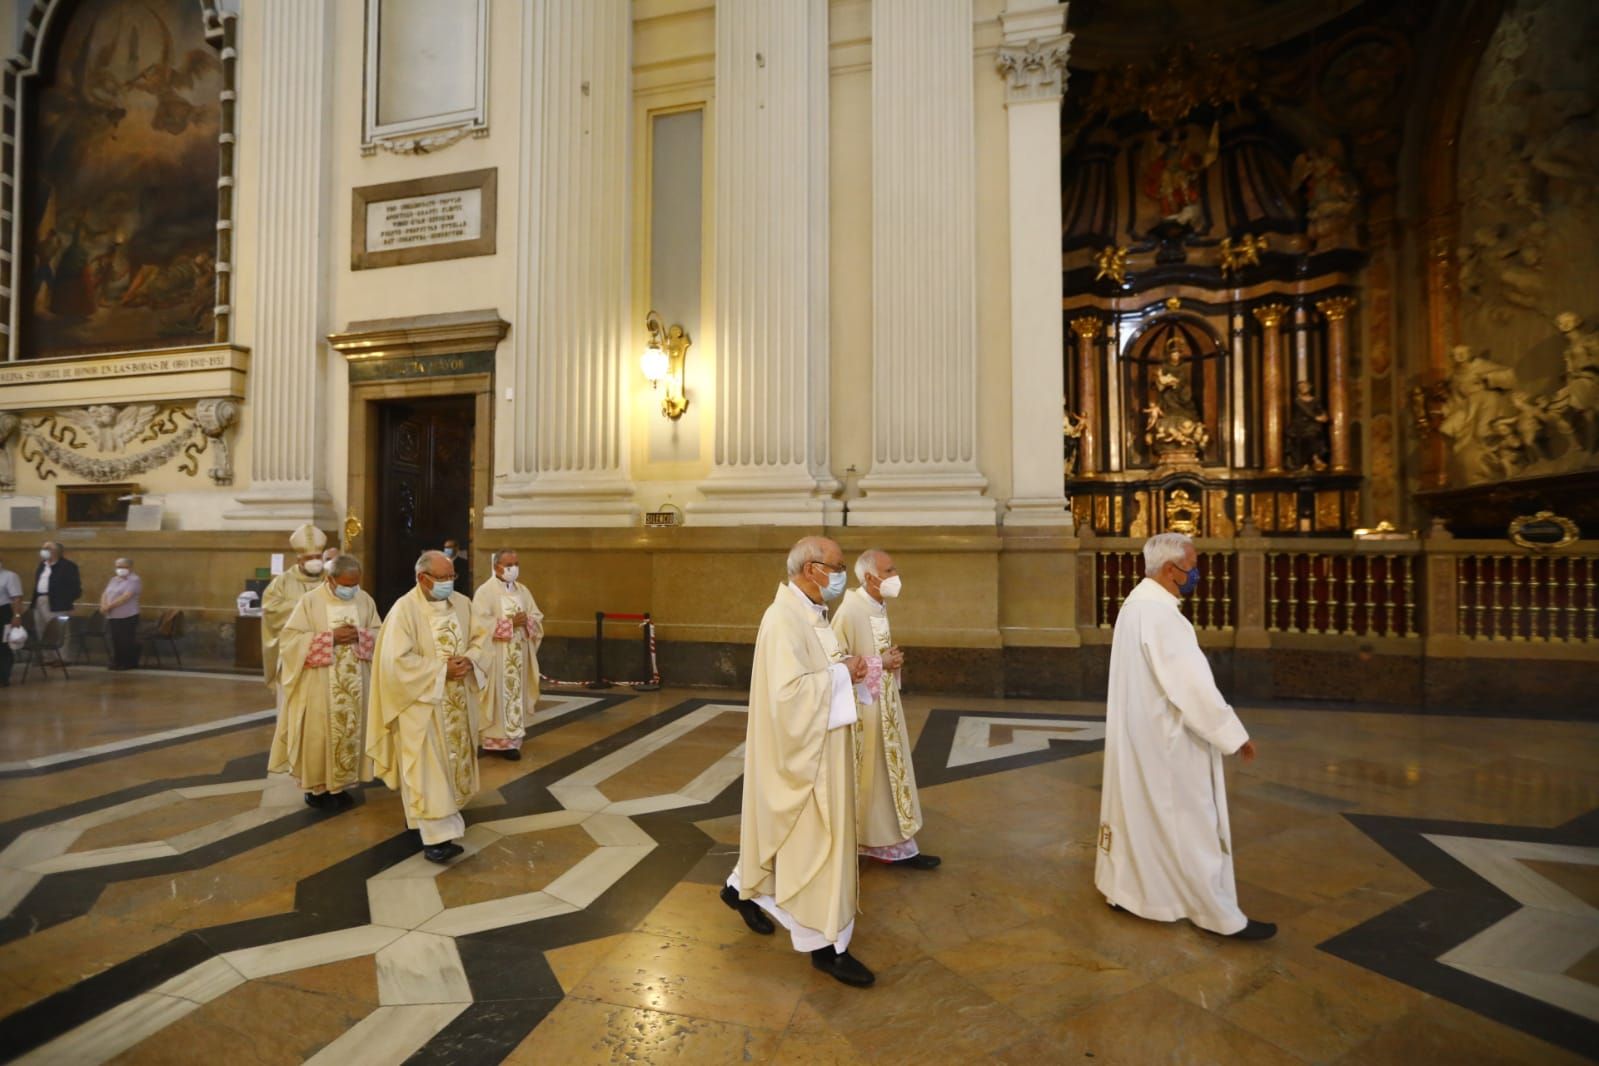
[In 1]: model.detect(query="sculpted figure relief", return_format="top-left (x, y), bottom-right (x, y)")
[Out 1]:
top-left (1143, 334), bottom-right (1210, 456)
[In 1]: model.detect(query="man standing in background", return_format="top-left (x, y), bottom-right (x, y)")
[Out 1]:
top-left (443, 537), bottom-right (472, 595)
top-left (31, 541), bottom-right (81, 653)
top-left (0, 557), bottom-right (21, 686)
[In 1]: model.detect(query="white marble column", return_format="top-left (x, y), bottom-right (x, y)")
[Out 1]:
top-left (486, 0), bottom-right (637, 527)
top-left (690, 0), bottom-right (839, 525)
top-left (226, 0), bottom-right (336, 527)
top-left (995, 3), bottom-right (1073, 527)
top-left (850, 0), bottom-right (996, 526)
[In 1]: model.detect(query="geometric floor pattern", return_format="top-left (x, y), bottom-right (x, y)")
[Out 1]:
top-left (0, 675), bottom-right (1596, 1063)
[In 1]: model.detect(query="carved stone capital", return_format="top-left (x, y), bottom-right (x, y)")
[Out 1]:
top-left (1316, 295), bottom-right (1357, 322)
top-left (194, 398), bottom-right (240, 485)
top-left (1253, 303), bottom-right (1290, 330)
top-left (996, 34), bottom-right (1072, 104)
top-left (1069, 314), bottom-right (1105, 340)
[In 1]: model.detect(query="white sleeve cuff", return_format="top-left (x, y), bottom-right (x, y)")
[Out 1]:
top-left (827, 663), bottom-right (858, 729)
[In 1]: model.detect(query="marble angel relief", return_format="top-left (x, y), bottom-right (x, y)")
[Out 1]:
top-left (4, 400), bottom-right (237, 485)
top-left (1434, 313), bottom-right (1599, 483)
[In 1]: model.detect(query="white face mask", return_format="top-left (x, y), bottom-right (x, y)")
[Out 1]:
top-left (115, 567), bottom-right (130, 577)
top-left (40, 549), bottom-right (52, 560)
top-left (302, 558), bottom-right (324, 576)
top-left (500, 565), bottom-right (520, 583)
top-left (879, 574), bottom-right (902, 598)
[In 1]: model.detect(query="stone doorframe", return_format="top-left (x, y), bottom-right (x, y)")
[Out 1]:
top-left (329, 310), bottom-right (508, 578)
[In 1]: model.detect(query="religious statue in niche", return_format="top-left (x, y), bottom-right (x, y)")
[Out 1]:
top-left (1285, 380), bottom-right (1331, 472)
top-left (1438, 344), bottom-right (1519, 482)
top-left (1140, 124), bottom-right (1218, 231)
top-left (1143, 333), bottom-right (1210, 458)
top-left (20, 0), bottom-right (222, 359)
top-left (1549, 312), bottom-right (1599, 452)
top-left (1290, 141), bottom-right (1361, 250)
top-left (1063, 406), bottom-right (1087, 474)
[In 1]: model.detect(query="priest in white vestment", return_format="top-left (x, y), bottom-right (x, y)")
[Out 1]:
top-left (269, 553), bottom-right (381, 810)
top-left (472, 549), bottom-right (544, 761)
top-left (260, 524), bottom-right (328, 695)
top-left (832, 549), bottom-right (939, 870)
top-left (366, 550), bottom-right (489, 864)
top-left (1095, 532), bottom-right (1274, 940)
top-left (724, 536), bottom-right (877, 987)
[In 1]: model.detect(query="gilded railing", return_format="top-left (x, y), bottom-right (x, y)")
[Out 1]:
top-left (1454, 553), bottom-right (1597, 642)
top-left (1264, 549), bottom-right (1419, 638)
top-left (1092, 544), bottom-right (1236, 631)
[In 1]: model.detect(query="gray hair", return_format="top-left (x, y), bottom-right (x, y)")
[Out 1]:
top-left (114, 557), bottom-right (132, 568)
top-left (415, 549), bottom-right (451, 576)
top-left (1144, 532), bottom-right (1194, 576)
top-left (329, 553), bottom-right (363, 579)
top-left (854, 548), bottom-right (889, 584)
top-left (491, 548), bottom-right (517, 567)
top-left (785, 536), bottom-right (831, 577)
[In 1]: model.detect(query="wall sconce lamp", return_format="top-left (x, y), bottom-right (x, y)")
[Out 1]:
top-left (641, 310), bottom-right (691, 420)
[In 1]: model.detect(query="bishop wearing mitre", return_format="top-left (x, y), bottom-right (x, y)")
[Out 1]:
top-left (831, 549), bottom-right (939, 870)
top-left (268, 553), bottom-right (381, 810)
top-left (722, 536), bottom-right (876, 988)
top-left (1096, 533), bottom-right (1275, 940)
top-left (366, 550), bottom-right (489, 864)
top-left (260, 523), bottom-right (329, 695)
top-left (472, 549), bottom-right (544, 761)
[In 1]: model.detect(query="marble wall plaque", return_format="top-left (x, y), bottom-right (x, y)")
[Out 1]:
top-left (352, 169), bottom-right (497, 270)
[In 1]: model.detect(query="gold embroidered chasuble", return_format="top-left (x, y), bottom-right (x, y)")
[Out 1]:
top-left (365, 586), bottom-right (489, 822)
top-left (831, 586), bottom-right (923, 846)
top-left (268, 584), bottom-right (381, 793)
top-left (734, 584), bottom-right (859, 944)
top-left (471, 578), bottom-right (544, 749)
top-left (260, 567), bottom-right (322, 692)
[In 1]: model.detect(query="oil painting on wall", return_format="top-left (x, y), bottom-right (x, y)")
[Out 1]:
top-left (20, 0), bottom-right (221, 360)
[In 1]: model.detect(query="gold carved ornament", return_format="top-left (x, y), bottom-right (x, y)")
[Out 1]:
top-left (1094, 245), bottom-right (1129, 286)
top-left (1165, 488), bottom-right (1201, 535)
top-left (343, 511), bottom-right (365, 552)
top-left (1507, 511), bottom-right (1580, 551)
top-left (1217, 234), bottom-right (1268, 276)
top-left (1069, 315), bottom-right (1105, 341)
top-left (1252, 303), bottom-right (1289, 330)
top-left (1316, 295), bottom-right (1357, 321)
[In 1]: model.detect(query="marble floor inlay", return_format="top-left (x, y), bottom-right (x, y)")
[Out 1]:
top-left (0, 679), bottom-right (1594, 1063)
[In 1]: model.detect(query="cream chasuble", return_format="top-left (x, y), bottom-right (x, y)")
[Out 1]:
top-left (471, 577), bottom-right (543, 752)
top-left (831, 587), bottom-right (923, 856)
top-left (260, 567), bottom-right (322, 692)
top-left (730, 583), bottom-right (859, 952)
top-left (1095, 578), bottom-right (1250, 936)
top-left (365, 587), bottom-right (489, 842)
top-left (268, 585), bottom-right (381, 794)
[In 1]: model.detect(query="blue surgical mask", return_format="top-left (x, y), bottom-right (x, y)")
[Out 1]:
top-left (1178, 565), bottom-right (1201, 596)
top-left (822, 568), bottom-right (847, 601)
top-left (443, 548), bottom-right (456, 559)
top-left (428, 578), bottom-right (454, 601)
top-left (333, 584), bottom-right (358, 601)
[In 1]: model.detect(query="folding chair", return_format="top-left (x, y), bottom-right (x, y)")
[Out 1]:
top-left (76, 609), bottom-right (111, 666)
top-left (20, 615), bottom-right (70, 682)
top-left (141, 609), bottom-right (186, 669)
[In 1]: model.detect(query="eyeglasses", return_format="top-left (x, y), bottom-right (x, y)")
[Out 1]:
top-left (812, 561), bottom-right (846, 573)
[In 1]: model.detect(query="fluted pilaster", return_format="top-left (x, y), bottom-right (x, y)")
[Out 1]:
top-left (226, 0), bottom-right (335, 527)
top-left (851, 0), bottom-right (995, 526)
top-left (488, 0), bottom-right (636, 527)
top-left (997, 2), bottom-right (1072, 526)
top-left (690, 0), bottom-right (839, 525)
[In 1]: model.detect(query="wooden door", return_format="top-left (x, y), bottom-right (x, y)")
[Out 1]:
top-left (375, 395), bottom-right (475, 613)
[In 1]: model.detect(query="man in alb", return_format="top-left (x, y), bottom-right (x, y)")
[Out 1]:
top-left (723, 536), bottom-right (876, 987)
top-left (260, 524), bottom-right (329, 697)
top-left (269, 553), bottom-right (382, 810)
top-left (366, 550), bottom-right (489, 863)
top-left (832, 549), bottom-right (939, 870)
top-left (1095, 533), bottom-right (1274, 940)
top-left (472, 549), bottom-right (544, 761)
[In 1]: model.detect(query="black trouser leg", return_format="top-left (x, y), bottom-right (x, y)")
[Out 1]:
top-left (108, 617), bottom-right (140, 670)
top-left (0, 605), bottom-right (11, 684)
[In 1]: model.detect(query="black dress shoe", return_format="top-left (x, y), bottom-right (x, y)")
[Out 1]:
top-left (499, 749), bottom-right (522, 761)
top-left (1227, 919), bottom-right (1277, 941)
top-left (811, 948), bottom-right (875, 987)
top-left (720, 884), bottom-right (775, 935)
top-left (304, 792), bottom-right (331, 809)
top-left (891, 853), bottom-right (941, 870)
top-left (330, 791), bottom-right (356, 810)
top-left (423, 842), bottom-right (465, 864)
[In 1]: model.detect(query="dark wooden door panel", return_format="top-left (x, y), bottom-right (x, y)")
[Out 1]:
top-left (376, 396), bottom-right (475, 613)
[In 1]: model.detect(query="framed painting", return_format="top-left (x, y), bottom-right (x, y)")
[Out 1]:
top-left (57, 482), bottom-right (139, 528)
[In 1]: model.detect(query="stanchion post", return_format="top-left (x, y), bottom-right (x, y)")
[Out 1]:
top-left (587, 611), bottom-right (611, 689)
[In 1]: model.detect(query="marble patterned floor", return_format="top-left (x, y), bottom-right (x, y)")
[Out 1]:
top-left (0, 668), bottom-right (1595, 1064)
